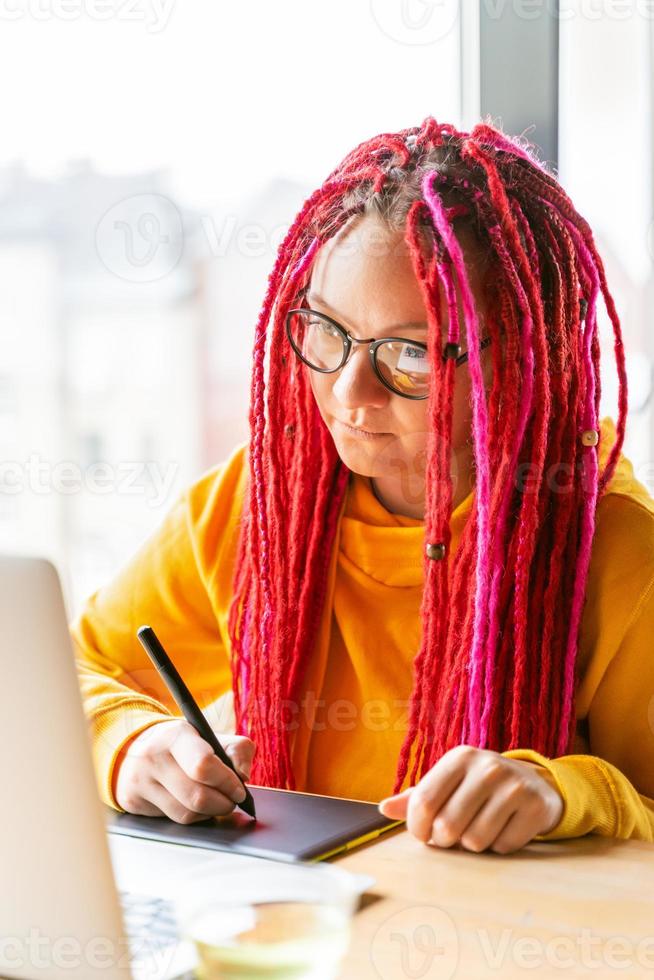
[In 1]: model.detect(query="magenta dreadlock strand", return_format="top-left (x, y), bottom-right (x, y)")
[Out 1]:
top-left (421, 168), bottom-right (493, 746)
top-left (477, 226), bottom-right (536, 744)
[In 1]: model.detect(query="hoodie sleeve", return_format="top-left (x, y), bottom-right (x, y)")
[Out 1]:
top-left (502, 566), bottom-right (654, 842)
top-left (70, 441), bottom-right (249, 811)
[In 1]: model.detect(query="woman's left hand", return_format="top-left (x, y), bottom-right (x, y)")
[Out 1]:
top-left (378, 745), bottom-right (564, 855)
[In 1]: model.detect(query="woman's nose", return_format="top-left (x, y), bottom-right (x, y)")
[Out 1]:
top-left (331, 344), bottom-right (389, 407)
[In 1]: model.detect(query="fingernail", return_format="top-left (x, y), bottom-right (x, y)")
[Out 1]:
top-left (232, 784), bottom-right (247, 804)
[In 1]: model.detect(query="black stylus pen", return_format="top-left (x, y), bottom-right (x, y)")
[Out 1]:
top-left (137, 624), bottom-right (256, 820)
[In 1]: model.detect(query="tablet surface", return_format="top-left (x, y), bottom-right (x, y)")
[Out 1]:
top-left (105, 785), bottom-right (403, 863)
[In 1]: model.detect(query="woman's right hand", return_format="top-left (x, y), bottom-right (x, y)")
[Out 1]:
top-left (113, 718), bottom-right (256, 823)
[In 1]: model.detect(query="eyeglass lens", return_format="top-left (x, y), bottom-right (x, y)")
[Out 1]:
top-left (287, 310), bottom-right (430, 397)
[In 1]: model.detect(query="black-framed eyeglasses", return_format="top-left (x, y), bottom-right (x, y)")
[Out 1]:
top-left (284, 291), bottom-right (492, 400)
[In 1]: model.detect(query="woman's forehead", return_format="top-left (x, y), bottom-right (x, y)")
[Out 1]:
top-left (315, 218), bottom-right (408, 269)
top-left (309, 237), bottom-right (487, 329)
top-left (312, 211), bottom-right (487, 281)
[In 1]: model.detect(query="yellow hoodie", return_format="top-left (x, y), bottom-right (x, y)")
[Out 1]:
top-left (71, 416), bottom-right (654, 842)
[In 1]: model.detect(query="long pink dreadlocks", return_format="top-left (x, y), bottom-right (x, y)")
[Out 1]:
top-left (226, 117), bottom-right (628, 793)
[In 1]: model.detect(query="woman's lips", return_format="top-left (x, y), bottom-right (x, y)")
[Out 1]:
top-left (335, 419), bottom-right (389, 440)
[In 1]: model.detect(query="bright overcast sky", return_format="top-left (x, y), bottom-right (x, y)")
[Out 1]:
top-left (0, 0), bottom-right (462, 209)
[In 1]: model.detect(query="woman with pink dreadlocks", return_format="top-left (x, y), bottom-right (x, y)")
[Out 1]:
top-left (72, 118), bottom-right (654, 855)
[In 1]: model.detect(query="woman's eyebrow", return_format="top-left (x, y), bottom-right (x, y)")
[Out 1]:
top-left (306, 291), bottom-right (428, 331)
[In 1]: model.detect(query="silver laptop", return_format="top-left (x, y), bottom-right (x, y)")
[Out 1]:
top-left (0, 555), bottom-right (196, 980)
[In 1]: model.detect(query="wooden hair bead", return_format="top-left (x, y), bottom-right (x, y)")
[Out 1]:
top-left (442, 342), bottom-right (461, 362)
top-left (581, 429), bottom-right (599, 447)
top-left (284, 423), bottom-right (296, 440)
top-left (426, 542), bottom-right (447, 561)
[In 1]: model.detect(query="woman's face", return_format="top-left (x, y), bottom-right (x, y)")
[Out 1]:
top-left (305, 212), bottom-right (492, 517)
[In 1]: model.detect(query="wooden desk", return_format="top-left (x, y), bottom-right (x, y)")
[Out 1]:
top-left (333, 827), bottom-right (654, 979)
